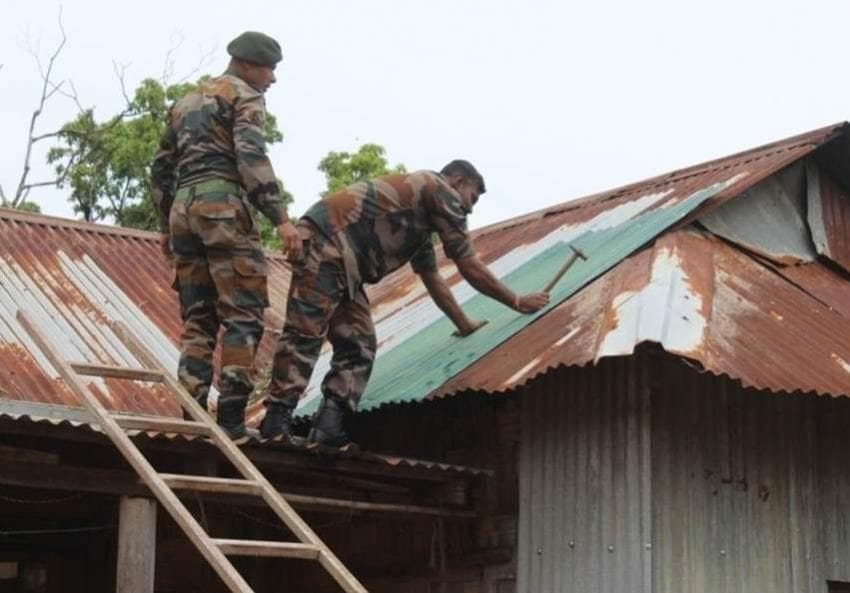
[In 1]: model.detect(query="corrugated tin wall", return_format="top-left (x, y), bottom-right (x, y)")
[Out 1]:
top-left (652, 357), bottom-right (850, 593)
top-left (519, 353), bottom-right (850, 593)
top-left (518, 357), bottom-right (652, 593)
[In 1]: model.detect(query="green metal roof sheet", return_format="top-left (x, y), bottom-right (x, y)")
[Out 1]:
top-left (296, 179), bottom-right (737, 417)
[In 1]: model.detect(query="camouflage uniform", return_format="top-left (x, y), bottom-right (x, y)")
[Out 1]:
top-left (151, 73), bottom-right (288, 411)
top-left (269, 170), bottom-right (474, 411)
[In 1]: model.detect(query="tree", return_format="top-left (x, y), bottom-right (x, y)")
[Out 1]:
top-left (1, 9), bottom-right (80, 211)
top-left (47, 76), bottom-right (288, 231)
top-left (318, 143), bottom-right (406, 196)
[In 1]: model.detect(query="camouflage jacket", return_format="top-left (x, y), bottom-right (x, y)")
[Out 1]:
top-left (303, 170), bottom-right (475, 296)
top-left (150, 73), bottom-right (287, 233)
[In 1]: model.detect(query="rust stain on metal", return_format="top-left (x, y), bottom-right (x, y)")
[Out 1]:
top-left (431, 230), bottom-right (850, 399)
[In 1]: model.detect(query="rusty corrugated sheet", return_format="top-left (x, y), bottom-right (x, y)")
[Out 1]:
top-left (807, 159), bottom-right (850, 272)
top-left (0, 208), bottom-right (293, 419)
top-left (433, 229), bottom-right (850, 398)
top-left (296, 126), bottom-right (846, 412)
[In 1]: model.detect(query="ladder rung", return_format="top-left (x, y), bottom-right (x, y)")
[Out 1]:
top-left (161, 474), bottom-right (263, 496)
top-left (112, 414), bottom-right (213, 436)
top-left (213, 539), bottom-right (321, 559)
top-left (70, 362), bottom-right (164, 382)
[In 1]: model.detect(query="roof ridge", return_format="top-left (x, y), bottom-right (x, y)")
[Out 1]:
top-left (0, 207), bottom-right (159, 241)
top-left (473, 122), bottom-right (848, 238)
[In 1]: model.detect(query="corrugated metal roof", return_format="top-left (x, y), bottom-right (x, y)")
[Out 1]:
top-left (700, 161), bottom-right (816, 264)
top-left (1, 122), bottom-right (848, 427)
top-left (432, 229), bottom-right (850, 398)
top-left (296, 174), bottom-right (747, 416)
top-left (0, 208), bottom-right (294, 417)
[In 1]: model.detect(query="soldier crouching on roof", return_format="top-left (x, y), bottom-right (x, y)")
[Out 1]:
top-left (150, 31), bottom-right (302, 440)
top-left (260, 161), bottom-right (550, 447)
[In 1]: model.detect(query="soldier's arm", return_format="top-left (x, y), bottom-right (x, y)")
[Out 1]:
top-left (412, 243), bottom-right (485, 336)
top-left (150, 118), bottom-right (178, 235)
top-left (233, 93), bottom-right (287, 226)
top-left (427, 181), bottom-right (548, 314)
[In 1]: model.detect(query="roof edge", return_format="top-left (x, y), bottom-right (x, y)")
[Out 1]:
top-left (0, 207), bottom-right (159, 241)
top-left (0, 207), bottom-right (293, 264)
top-left (473, 122), bottom-right (849, 238)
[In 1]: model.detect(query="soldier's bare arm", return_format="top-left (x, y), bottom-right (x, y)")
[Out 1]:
top-left (426, 181), bottom-right (548, 314)
top-left (455, 255), bottom-right (549, 313)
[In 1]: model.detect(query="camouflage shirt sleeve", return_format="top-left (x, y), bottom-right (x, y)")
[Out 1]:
top-left (150, 115), bottom-right (178, 233)
top-left (426, 177), bottom-right (476, 262)
top-left (410, 239), bottom-right (438, 274)
top-left (233, 92), bottom-right (287, 226)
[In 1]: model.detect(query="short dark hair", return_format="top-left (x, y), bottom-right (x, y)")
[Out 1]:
top-left (441, 160), bottom-right (486, 193)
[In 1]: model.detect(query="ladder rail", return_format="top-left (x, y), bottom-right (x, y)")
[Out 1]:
top-left (17, 311), bottom-right (254, 593)
top-left (112, 320), bottom-right (368, 593)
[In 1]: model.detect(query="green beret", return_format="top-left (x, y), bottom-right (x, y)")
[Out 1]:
top-left (227, 31), bottom-right (282, 66)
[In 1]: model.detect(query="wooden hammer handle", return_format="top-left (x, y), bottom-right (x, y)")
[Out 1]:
top-left (543, 245), bottom-right (588, 294)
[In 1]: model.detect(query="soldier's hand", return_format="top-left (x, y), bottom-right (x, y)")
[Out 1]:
top-left (277, 221), bottom-right (302, 262)
top-left (514, 292), bottom-right (549, 313)
top-left (452, 319), bottom-right (488, 337)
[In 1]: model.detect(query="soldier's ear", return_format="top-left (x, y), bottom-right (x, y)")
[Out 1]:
top-left (445, 175), bottom-right (464, 191)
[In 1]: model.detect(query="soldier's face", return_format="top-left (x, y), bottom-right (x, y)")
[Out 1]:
top-left (457, 179), bottom-right (481, 212)
top-left (244, 64), bottom-right (277, 93)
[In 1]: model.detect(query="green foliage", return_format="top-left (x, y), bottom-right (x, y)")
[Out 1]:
top-left (47, 76), bottom-right (287, 236)
top-left (318, 143), bottom-right (406, 196)
top-left (15, 201), bottom-right (42, 213)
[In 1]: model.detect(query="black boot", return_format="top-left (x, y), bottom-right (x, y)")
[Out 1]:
top-left (216, 399), bottom-right (247, 440)
top-left (259, 403), bottom-right (303, 444)
top-left (308, 396), bottom-right (357, 450)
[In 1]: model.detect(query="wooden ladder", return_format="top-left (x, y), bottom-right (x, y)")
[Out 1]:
top-left (17, 310), bottom-right (367, 593)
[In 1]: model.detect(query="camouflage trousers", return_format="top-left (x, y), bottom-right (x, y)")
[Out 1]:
top-left (268, 220), bottom-right (376, 411)
top-left (169, 179), bottom-right (269, 410)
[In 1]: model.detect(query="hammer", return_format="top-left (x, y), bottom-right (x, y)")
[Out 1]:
top-left (543, 244), bottom-right (588, 294)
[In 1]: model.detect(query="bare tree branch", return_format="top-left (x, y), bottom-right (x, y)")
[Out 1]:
top-left (22, 180), bottom-right (60, 191)
top-left (11, 7), bottom-right (67, 208)
top-left (176, 42), bottom-right (217, 84)
top-left (160, 32), bottom-right (185, 85)
top-left (48, 78), bottom-right (85, 113)
top-left (113, 60), bottom-right (133, 106)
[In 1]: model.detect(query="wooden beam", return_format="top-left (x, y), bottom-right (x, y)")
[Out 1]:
top-left (117, 497), bottom-right (157, 593)
top-left (0, 460), bottom-right (477, 518)
top-left (0, 444), bottom-right (58, 464)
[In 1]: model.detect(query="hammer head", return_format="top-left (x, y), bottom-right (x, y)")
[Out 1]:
top-left (569, 244), bottom-right (588, 261)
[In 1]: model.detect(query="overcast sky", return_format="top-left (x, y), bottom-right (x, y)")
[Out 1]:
top-left (2, 0), bottom-right (849, 230)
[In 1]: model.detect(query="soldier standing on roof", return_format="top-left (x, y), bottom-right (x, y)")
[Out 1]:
top-left (151, 31), bottom-right (301, 439)
top-left (260, 161), bottom-right (550, 446)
